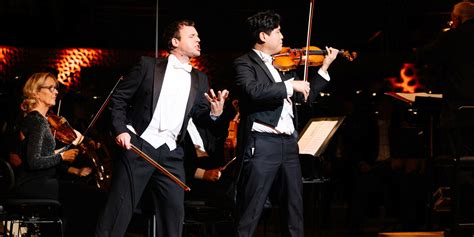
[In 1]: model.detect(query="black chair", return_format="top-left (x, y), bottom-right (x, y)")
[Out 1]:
top-left (0, 159), bottom-right (64, 237)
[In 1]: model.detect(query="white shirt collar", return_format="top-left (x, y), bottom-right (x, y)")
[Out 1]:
top-left (253, 49), bottom-right (273, 64)
top-left (168, 54), bottom-right (192, 72)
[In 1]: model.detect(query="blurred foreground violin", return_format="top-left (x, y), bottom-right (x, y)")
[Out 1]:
top-left (272, 46), bottom-right (357, 72)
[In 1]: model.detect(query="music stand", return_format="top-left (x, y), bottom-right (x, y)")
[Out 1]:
top-left (297, 116), bottom-right (345, 237)
top-left (384, 92), bottom-right (443, 159)
top-left (298, 116), bottom-right (345, 180)
top-left (298, 116), bottom-right (345, 158)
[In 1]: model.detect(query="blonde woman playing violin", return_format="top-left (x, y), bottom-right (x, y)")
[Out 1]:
top-left (15, 72), bottom-right (91, 202)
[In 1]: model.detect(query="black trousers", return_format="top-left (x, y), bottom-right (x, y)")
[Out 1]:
top-left (95, 134), bottom-right (185, 237)
top-left (236, 132), bottom-right (303, 237)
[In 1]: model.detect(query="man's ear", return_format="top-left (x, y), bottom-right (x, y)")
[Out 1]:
top-left (258, 32), bottom-right (267, 43)
top-left (172, 38), bottom-right (180, 47)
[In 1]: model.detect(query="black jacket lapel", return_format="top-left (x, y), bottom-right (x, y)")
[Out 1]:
top-left (185, 69), bottom-right (199, 117)
top-left (249, 51), bottom-right (276, 83)
top-left (153, 59), bottom-right (167, 110)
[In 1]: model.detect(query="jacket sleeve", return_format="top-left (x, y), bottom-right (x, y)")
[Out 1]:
top-left (23, 114), bottom-right (61, 170)
top-left (109, 56), bottom-right (148, 137)
top-left (234, 57), bottom-right (288, 104)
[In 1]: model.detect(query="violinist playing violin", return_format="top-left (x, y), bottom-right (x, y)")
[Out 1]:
top-left (14, 72), bottom-right (92, 236)
top-left (232, 10), bottom-right (338, 237)
top-left (15, 72), bottom-right (91, 199)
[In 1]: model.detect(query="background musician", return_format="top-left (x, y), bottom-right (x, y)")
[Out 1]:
top-left (415, 0), bottom-right (474, 227)
top-left (14, 72), bottom-right (92, 236)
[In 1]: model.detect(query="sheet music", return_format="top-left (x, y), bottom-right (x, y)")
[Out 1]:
top-left (298, 120), bottom-right (338, 155)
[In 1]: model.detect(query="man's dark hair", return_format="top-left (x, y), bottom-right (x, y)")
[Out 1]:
top-left (162, 19), bottom-right (195, 52)
top-left (245, 10), bottom-right (280, 47)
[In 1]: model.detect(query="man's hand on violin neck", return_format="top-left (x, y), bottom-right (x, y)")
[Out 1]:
top-left (321, 46), bottom-right (339, 71)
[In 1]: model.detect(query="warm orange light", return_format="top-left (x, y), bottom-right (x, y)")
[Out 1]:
top-left (0, 46), bottom-right (20, 76)
top-left (387, 63), bottom-right (424, 93)
top-left (54, 48), bottom-right (105, 87)
top-left (1, 47), bottom-right (208, 89)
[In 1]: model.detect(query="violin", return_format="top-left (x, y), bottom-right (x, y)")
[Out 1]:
top-left (79, 138), bottom-right (112, 191)
top-left (272, 46), bottom-right (357, 72)
top-left (48, 111), bottom-right (113, 190)
top-left (47, 112), bottom-right (78, 144)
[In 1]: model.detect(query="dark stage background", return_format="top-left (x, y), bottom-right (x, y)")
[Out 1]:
top-left (0, 0), bottom-right (460, 108)
top-left (1, 0), bottom-right (471, 236)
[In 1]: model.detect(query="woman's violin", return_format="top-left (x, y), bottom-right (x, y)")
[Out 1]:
top-left (47, 112), bottom-right (78, 144)
top-left (272, 46), bottom-right (357, 72)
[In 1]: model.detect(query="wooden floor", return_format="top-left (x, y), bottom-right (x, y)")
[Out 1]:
top-left (125, 202), bottom-right (449, 237)
top-left (0, 202), bottom-right (453, 237)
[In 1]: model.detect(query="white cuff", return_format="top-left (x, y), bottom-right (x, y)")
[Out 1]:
top-left (210, 113), bottom-right (219, 120)
top-left (318, 68), bottom-right (330, 81)
top-left (194, 168), bottom-right (206, 179)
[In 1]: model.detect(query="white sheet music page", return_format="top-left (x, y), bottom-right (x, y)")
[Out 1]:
top-left (298, 120), bottom-right (338, 156)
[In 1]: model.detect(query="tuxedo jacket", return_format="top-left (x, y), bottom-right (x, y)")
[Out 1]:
top-left (109, 56), bottom-right (216, 149)
top-left (233, 50), bottom-right (329, 158)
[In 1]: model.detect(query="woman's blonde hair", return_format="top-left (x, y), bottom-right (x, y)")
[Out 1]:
top-left (20, 72), bottom-right (58, 112)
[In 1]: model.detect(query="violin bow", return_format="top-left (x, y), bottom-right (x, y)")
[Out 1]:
top-left (221, 156), bottom-right (237, 171)
top-left (52, 99), bottom-right (62, 139)
top-left (82, 76), bottom-right (123, 138)
top-left (303, 0), bottom-right (315, 82)
top-left (130, 144), bottom-right (191, 191)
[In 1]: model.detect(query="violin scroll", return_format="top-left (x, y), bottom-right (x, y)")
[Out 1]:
top-left (340, 49), bottom-right (358, 62)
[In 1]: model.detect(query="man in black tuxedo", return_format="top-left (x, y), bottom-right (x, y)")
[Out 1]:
top-left (95, 19), bottom-right (229, 237)
top-left (232, 10), bottom-right (338, 237)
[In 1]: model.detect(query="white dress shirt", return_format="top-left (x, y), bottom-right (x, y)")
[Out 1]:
top-left (251, 49), bottom-right (330, 135)
top-left (128, 54), bottom-right (192, 150)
